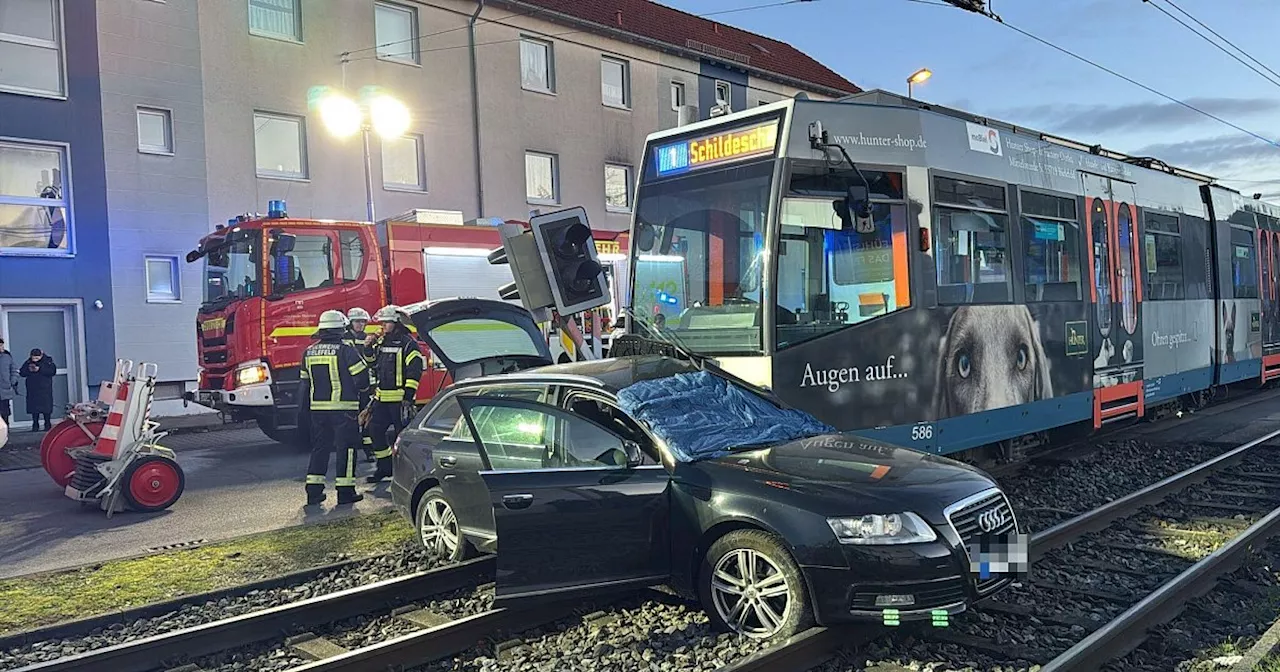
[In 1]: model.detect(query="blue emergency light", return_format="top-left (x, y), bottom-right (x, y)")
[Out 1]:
top-left (268, 200), bottom-right (288, 218)
top-left (657, 292), bottom-right (679, 306)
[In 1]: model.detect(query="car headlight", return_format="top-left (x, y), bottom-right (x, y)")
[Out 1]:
top-left (827, 512), bottom-right (937, 545)
top-left (235, 363), bottom-right (269, 387)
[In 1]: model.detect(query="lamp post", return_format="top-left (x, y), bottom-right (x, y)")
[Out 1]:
top-left (907, 68), bottom-right (932, 99)
top-left (318, 91), bottom-right (411, 224)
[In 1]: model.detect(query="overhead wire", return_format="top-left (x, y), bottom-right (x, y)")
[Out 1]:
top-left (912, 0), bottom-right (1280, 150)
top-left (1160, 0), bottom-right (1280, 84)
top-left (1142, 0), bottom-right (1280, 88)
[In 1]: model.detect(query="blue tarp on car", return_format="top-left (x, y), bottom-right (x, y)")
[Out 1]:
top-left (617, 370), bottom-right (835, 463)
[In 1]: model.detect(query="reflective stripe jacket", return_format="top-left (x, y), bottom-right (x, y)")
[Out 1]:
top-left (300, 333), bottom-right (370, 411)
top-left (372, 329), bottom-right (424, 403)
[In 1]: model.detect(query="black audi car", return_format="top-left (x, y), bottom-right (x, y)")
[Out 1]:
top-left (390, 298), bottom-right (1019, 639)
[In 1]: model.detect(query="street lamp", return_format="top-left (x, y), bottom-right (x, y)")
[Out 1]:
top-left (907, 68), bottom-right (932, 99)
top-left (318, 91), bottom-right (411, 224)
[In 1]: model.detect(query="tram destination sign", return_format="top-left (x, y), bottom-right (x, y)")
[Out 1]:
top-left (653, 119), bottom-right (779, 178)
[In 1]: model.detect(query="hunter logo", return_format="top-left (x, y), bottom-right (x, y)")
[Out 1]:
top-left (966, 122), bottom-right (1003, 157)
top-left (1065, 321), bottom-right (1088, 356)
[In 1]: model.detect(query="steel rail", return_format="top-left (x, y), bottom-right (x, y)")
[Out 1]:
top-left (9, 557), bottom-right (495, 672)
top-left (716, 626), bottom-right (879, 672)
top-left (1039, 501), bottom-right (1280, 671)
top-left (1029, 426), bottom-right (1280, 559)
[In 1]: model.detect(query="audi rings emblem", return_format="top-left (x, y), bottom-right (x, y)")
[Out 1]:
top-left (977, 508), bottom-right (1009, 533)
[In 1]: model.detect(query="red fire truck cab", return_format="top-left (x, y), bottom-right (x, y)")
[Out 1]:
top-left (183, 203), bottom-right (628, 446)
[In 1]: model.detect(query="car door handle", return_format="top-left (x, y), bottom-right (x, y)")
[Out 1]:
top-left (438, 455), bottom-right (457, 468)
top-left (502, 494), bottom-right (534, 510)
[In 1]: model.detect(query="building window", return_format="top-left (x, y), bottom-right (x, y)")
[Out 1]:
top-left (0, 140), bottom-right (70, 253)
top-left (1020, 190), bottom-right (1081, 302)
top-left (601, 57), bottom-right (630, 108)
top-left (604, 164), bottom-right (631, 212)
top-left (670, 81), bottom-right (685, 110)
top-left (1144, 212), bottom-right (1184, 301)
top-left (248, 0), bottom-right (302, 42)
top-left (933, 175), bottom-right (1011, 304)
top-left (136, 107), bottom-right (174, 155)
top-left (253, 112), bottom-right (307, 180)
top-left (525, 152), bottom-right (558, 204)
top-left (520, 37), bottom-right (554, 93)
top-left (145, 256), bottom-right (181, 302)
top-left (714, 80), bottom-right (731, 105)
top-left (383, 134), bottom-right (425, 191)
top-left (374, 2), bottom-right (418, 64)
top-left (0, 0), bottom-right (65, 97)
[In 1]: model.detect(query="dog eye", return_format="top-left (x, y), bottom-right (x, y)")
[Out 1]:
top-left (1016, 345), bottom-right (1029, 371)
top-left (956, 352), bottom-right (971, 379)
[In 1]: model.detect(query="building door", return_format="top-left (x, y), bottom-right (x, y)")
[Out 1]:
top-left (1, 305), bottom-right (80, 427)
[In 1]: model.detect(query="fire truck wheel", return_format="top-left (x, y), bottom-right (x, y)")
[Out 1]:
top-left (123, 455), bottom-right (185, 512)
top-left (41, 421), bottom-right (104, 488)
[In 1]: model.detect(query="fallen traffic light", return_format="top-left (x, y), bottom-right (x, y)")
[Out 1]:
top-left (530, 207), bottom-right (610, 315)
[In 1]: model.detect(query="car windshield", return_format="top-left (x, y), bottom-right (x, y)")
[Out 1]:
top-left (629, 161), bottom-right (774, 356)
top-left (616, 370), bottom-right (833, 463)
top-left (201, 231), bottom-right (262, 309)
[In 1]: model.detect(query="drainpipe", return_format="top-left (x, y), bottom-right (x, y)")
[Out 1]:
top-left (469, 0), bottom-right (486, 218)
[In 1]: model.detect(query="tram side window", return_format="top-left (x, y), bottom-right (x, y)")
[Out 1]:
top-left (1020, 191), bottom-right (1081, 302)
top-left (1143, 213), bottom-right (1184, 300)
top-left (933, 176), bottom-right (1012, 305)
top-left (1233, 238), bottom-right (1259, 299)
top-left (774, 168), bottom-right (908, 349)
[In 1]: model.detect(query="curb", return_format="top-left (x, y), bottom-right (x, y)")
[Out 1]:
top-left (0, 419), bottom-right (257, 454)
top-left (0, 554), bottom-right (369, 649)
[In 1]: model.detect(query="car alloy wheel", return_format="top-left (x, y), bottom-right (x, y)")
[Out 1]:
top-left (701, 530), bottom-right (812, 640)
top-left (417, 488), bottom-right (462, 562)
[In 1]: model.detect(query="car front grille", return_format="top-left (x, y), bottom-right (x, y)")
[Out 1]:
top-left (945, 488), bottom-right (1018, 593)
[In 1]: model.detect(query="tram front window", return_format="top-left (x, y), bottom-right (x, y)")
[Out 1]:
top-left (631, 162), bottom-right (772, 355)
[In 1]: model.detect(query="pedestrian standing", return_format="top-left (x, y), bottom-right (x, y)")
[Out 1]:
top-left (19, 348), bottom-right (56, 431)
top-left (366, 305), bottom-right (423, 483)
top-left (346, 307), bottom-right (376, 463)
top-left (0, 338), bottom-right (17, 426)
top-left (299, 311), bottom-right (370, 506)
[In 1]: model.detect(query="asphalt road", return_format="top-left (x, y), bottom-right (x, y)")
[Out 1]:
top-left (0, 428), bottom-right (395, 579)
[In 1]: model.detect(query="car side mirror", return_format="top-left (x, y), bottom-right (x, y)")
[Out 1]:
top-left (622, 440), bottom-right (643, 467)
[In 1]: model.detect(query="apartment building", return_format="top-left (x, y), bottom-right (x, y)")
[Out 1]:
top-left (0, 0), bottom-right (857, 414)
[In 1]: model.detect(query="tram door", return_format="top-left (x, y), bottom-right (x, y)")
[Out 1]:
top-left (1083, 174), bottom-right (1145, 425)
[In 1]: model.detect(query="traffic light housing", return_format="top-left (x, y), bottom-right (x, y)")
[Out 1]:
top-left (488, 222), bottom-right (555, 323)
top-left (530, 207), bottom-right (610, 315)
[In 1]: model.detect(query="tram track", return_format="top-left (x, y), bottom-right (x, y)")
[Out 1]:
top-left (716, 426), bottom-right (1280, 672)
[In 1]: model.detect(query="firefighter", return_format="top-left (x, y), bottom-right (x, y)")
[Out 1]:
top-left (346, 307), bottom-right (376, 463)
top-left (299, 310), bottom-right (370, 506)
top-left (366, 304), bottom-right (423, 482)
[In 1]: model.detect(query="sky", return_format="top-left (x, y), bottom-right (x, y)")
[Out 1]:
top-left (661, 0), bottom-right (1280, 200)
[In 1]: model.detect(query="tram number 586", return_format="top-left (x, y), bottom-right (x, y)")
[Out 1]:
top-left (910, 424), bottom-right (934, 441)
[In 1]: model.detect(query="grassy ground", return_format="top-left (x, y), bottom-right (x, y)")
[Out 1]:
top-left (0, 512), bottom-right (415, 634)
top-left (1259, 651), bottom-right (1280, 672)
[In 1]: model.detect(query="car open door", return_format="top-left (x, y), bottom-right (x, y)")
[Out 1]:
top-left (404, 298), bottom-right (553, 383)
top-left (456, 395), bottom-right (671, 609)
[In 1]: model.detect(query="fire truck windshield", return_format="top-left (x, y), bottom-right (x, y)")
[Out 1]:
top-left (630, 160), bottom-right (773, 356)
top-left (201, 231), bottom-right (263, 308)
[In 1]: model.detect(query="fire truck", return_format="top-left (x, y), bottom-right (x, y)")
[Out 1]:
top-left (183, 202), bottom-right (628, 446)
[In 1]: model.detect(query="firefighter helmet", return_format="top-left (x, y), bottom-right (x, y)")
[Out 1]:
top-left (374, 305), bottom-right (402, 323)
top-left (347, 307), bottom-right (371, 323)
top-left (318, 310), bottom-right (349, 330)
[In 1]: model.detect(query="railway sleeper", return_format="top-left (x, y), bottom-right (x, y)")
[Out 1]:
top-left (928, 630), bottom-right (1040, 662)
top-left (1092, 540), bottom-right (1201, 561)
top-left (1202, 489), bottom-right (1280, 503)
top-left (287, 633), bottom-right (350, 661)
top-left (1062, 556), bottom-right (1177, 581)
top-left (1031, 580), bottom-right (1136, 604)
top-left (977, 600), bottom-right (1098, 629)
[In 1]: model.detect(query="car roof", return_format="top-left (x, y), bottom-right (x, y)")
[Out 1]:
top-left (450, 354), bottom-right (697, 395)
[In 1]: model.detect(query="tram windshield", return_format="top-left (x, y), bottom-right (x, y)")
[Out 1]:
top-left (630, 161), bottom-right (773, 355)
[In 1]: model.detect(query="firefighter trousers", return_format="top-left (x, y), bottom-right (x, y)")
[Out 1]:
top-left (306, 410), bottom-right (360, 502)
top-left (367, 400), bottom-right (403, 478)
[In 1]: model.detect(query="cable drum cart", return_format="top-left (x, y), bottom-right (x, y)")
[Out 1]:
top-left (39, 359), bottom-right (185, 517)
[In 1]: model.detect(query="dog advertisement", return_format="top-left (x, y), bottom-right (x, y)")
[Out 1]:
top-left (774, 303), bottom-right (1091, 429)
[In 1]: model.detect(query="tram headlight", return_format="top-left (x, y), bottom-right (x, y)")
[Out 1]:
top-left (827, 512), bottom-right (937, 545)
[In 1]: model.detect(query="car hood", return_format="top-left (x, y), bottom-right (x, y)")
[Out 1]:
top-left (685, 434), bottom-right (997, 520)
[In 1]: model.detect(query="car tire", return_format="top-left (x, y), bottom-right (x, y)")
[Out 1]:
top-left (699, 529), bottom-right (814, 640)
top-left (416, 487), bottom-right (475, 564)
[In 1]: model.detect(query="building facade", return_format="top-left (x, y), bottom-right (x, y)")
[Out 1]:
top-left (0, 0), bottom-right (856, 415)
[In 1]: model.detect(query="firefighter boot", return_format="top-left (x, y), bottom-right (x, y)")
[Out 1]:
top-left (366, 456), bottom-right (393, 483)
top-left (337, 487), bottom-right (363, 505)
top-left (305, 483), bottom-right (325, 506)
